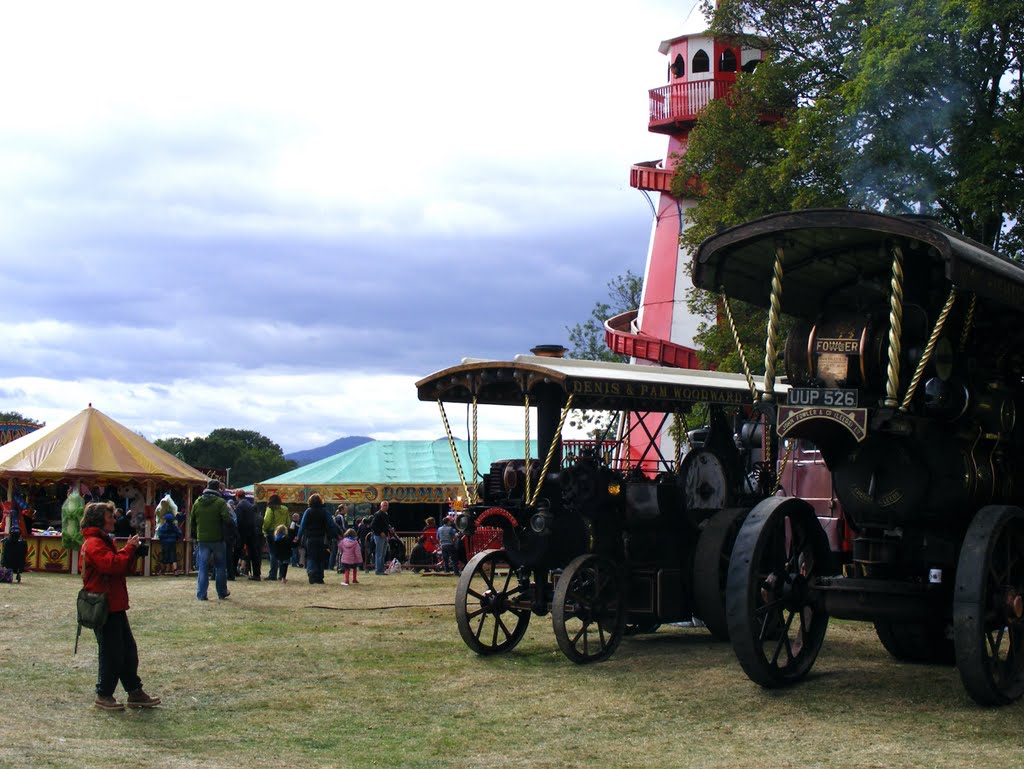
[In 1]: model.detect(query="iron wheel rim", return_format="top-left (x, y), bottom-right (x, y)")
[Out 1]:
top-left (455, 549), bottom-right (531, 655)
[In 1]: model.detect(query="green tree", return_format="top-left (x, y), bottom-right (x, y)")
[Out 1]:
top-left (676, 0), bottom-right (1024, 371)
top-left (155, 429), bottom-right (297, 488)
top-left (0, 411), bottom-right (44, 426)
top-left (566, 270), bottom-right (643, 363)
top-left (565, 270), bottom-right (643, 438)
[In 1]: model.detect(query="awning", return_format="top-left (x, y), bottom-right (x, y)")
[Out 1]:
top-left (416, 354), bottom-right (783, 412)
top-left (254, 439), bottom-right (538, 505)
top-left (0, 406), bottom-right (209, 486)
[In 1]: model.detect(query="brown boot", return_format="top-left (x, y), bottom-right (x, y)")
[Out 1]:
top-left (126, 688), bottom-right (161, 708)
top-left (95, 695), bottom-right (125, 711)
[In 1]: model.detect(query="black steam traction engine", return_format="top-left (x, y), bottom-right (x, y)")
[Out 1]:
top-left (415, 355), bottom-right (832, 663)
top-left (692, 209), bottom-right (1024, 706)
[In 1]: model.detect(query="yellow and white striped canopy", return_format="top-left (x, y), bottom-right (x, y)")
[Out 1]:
top-left (0, 406), bottom-right (208, 485)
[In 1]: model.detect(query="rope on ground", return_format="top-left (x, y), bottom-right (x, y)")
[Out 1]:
top-left (307, 602), bottom-right (455, 612)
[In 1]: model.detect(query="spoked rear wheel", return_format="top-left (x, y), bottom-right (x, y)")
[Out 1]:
top-left (455, 549), bottom-right (531, 655)
top-left (954, 505), bottom-right (1024, 706)
top-left (552, 554), bottom-right (626, 664)
top-left (692, 507), bottom-right (750, 640)
top-left (726, 497), bottom-right (832, 687)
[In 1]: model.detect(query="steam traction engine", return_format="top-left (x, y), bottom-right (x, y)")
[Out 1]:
top-left (692, 209), bottom-right (1024, 706)
top-left (415, 356), bottom-right (792, 663)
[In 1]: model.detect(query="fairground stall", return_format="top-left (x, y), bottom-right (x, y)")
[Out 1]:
top-left (255, 439), bottom-right (543, 559)
top-left (0, 406), bottom-right (209, 575)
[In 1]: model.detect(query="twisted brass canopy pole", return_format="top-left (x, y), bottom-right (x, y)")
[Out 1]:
top-left (883, 245), bottom-right (905, 408)
top-left (523, 395), bottom-right (531, 503)
top-left (720, 288), bottom-right (758, 402)
top-left (527, 394), bottom-right (575, 508)
top-left (959, 292), bottom-right (977, 353)
top-left (763, 243), bottom-right (785, 401)
top-left (471, 396), bottom-right (479, 503)
top-left (900, 288), bottom-right (957, 412)
top-left (437, 400), bottom-right (472, 505)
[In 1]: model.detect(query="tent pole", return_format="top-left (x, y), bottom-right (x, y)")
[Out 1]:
top-left (69, 477), bottom-right (80, 575)
top-left (143, 480), bottom-right (154, 577)
top-left (185, 486), bottom-right (194, 574)
top-left (2, 479), bottom-right (11, 535)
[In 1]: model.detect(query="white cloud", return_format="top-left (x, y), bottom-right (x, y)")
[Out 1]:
top-left (0, 370), bottom-right (560, 453)
top-left (0, 0), bottom-right (697, 454)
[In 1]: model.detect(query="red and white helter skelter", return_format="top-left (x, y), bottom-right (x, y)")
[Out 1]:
top-left (604, 2), bottom-right (767, 469)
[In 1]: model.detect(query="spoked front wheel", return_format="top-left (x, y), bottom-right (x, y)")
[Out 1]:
top-left (552, 554), bottom-right (626, 664)
top-left (954, 505), bottom-right (1024, 706)
top-left (455, 549), bottom-right (531, 655)
top-left (726, 497), bottom-right (832, 687)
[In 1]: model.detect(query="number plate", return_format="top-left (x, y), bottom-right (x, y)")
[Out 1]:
top-left (787, 388), bottom-right (859, 408)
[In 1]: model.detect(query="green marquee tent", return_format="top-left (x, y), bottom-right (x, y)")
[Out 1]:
top-left (254, 439), bottom-right (537, 506)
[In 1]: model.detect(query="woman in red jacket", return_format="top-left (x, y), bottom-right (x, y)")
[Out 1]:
top-left (80, 500), bottom-right (161, 711)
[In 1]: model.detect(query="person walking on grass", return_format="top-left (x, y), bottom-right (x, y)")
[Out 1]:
top-left (296, 493), bottom-right (338, 584)
top-left (328, 504), bottom-right (347, 571)
top-left (371, 501), bottom-right (391, 576)
top-left (80, 500), bottom-right (160, 710)
top-left (270, 525), bottom-right (293, 582)
top-left (338, 528), bottom-right (362, 585)
top-left (155, 512), bottom-right (182, 576)
top-left (190, 479), bottom-right (232, 601)
top-left (233, 489), bottom-right (263, 581)
top-left (355, 516), bottom-right (372, 572)
top-left (289, 513), bottom-right (302, 567)
top-left (262, 493), bottom-right (291, 580)
top-left (437, 516), bottom-right (459, 575)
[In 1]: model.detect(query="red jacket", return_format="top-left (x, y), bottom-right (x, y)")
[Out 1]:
top-left (422, 527), bottom-right (439, 554)
top-left (81, 526), bottom-right (138, 612)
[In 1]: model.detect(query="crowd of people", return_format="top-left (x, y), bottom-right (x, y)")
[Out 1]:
top-left (59, 477), bottom-right (476, 711)
top-left (177, 480), bottom-right (470, 595)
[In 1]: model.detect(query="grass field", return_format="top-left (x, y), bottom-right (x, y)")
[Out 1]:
top-left (1, 570), bottom-right (1021, 769)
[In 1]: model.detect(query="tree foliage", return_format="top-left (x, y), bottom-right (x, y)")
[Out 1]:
top-left (0, 411), bottom-right (44, 426)
top-left (566, 270), bottom-right (643, 363)
top-left (566, 270), bottom-right (643, 437)
top-left (676, 0), bottom-right (1024, 371)
top-left (155, 428), bottom-right (297, 488)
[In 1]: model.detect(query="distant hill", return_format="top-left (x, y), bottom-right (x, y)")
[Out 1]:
top-left (285, 436), bottom-right (374, 466)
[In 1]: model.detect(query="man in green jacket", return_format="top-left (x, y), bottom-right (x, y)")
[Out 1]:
top-left (262, 493), bottom-right (292, 581)
top-left (191, 479), bottom-right (232, 601)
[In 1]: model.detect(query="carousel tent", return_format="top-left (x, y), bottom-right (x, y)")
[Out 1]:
top-left (0, 406), bottom-right (209, 573)
top-left (0, 406), bottom-right (208, 485)
top-left (255, 439), bottom-right (538, 505)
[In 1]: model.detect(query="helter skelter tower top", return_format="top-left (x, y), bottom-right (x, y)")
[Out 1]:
top-left (605, 1), bottom-right (767, 367)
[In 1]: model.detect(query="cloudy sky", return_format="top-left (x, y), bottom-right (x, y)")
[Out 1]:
top-left (1, 0), bottom-right (696, 454)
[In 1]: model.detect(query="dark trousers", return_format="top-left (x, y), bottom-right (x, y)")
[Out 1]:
top-left (305, 537), bottom-right (326, 584)
top-left (268, 545), bottom-right (282, 580)
top-left (241, 533), bottom-right (263, 578)
top-left (94, 611), bottom-right (141, 697)
top-left (441, 543), bottom-right (459, 574)
top-left (327, 538), bottom-right (339, 570)
top-left (226, 541), bottom-right (239, 579)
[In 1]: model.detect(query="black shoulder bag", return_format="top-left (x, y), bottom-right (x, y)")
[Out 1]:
top-left (75, 549), bottom-right (109, 654)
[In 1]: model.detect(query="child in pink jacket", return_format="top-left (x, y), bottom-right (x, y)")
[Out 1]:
top-left (339, 529), bottom-right (363, 585)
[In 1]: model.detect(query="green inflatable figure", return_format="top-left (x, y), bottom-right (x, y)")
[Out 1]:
top-left (61, 490), bottom-right (85, 549)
